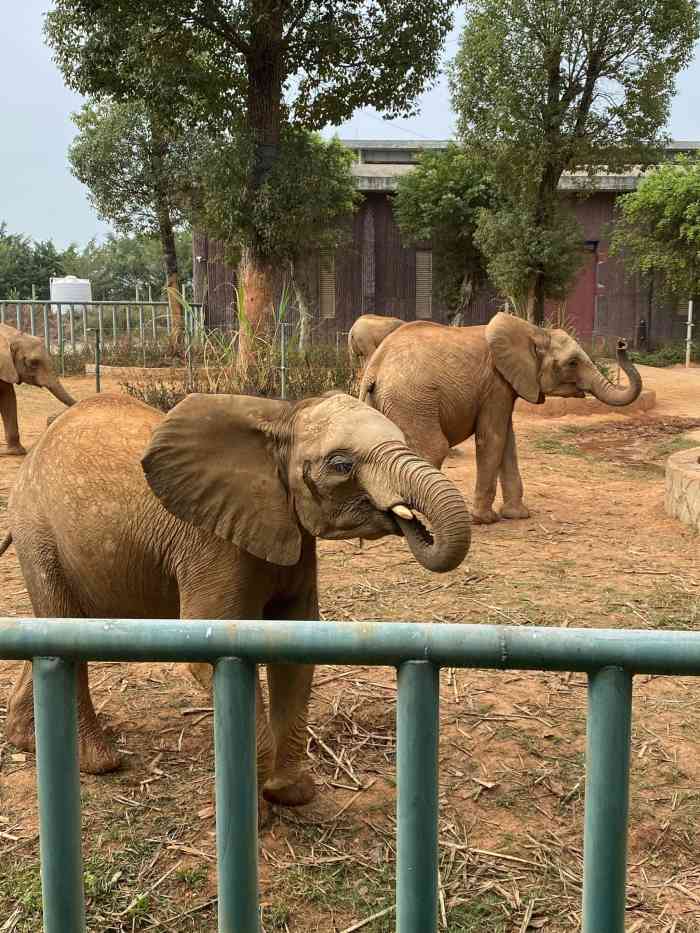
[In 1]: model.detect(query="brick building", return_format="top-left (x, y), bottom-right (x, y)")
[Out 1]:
top-left (193, 139), bottom-right (700, 348)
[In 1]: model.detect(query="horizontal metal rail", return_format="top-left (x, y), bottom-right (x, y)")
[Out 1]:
top-left (3, 617), bottom-right (699, 932)
top-left (3, 617), bottom-right (700, 673)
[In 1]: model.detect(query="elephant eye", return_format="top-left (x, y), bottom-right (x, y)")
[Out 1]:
top-left (567, 358), bottom-right (578, 367)
top-left (327, 454), bottom-right (354, 475)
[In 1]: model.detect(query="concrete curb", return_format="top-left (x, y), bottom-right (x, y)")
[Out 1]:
top-left (665, 447), bottom-right (700, 533)
top-left (516, 389), bottom-right (656, 418)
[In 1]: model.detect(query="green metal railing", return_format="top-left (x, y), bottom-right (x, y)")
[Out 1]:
top-left (3, 617), bottom-right (700, 932)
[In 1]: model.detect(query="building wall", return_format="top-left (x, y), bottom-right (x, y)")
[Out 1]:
top-left (195, 191), bottom-right (684, 348)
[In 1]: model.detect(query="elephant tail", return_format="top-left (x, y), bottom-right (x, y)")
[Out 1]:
top-left (0, 532), bottom-right (12, 558)
top-left (359, 375), bottom-right (377, 407)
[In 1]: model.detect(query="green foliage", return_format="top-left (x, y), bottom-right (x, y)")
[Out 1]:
top-left (0, 224), bottom-right (66, 299)
top-left (630, 341), bottom-right (699, 366)
top-left (610, 156), bottom-right (700, 298)
top-left (69, 100), bottom-right (196, 236)
top-left (200, 129), bottom-right (359, 263)
top-left (46, 1), bottom-right (455, 133)
top-left (62, 232), bottom-right (192, 300)
top-left (450, 0), bottom-right (700, 320)
top-left (394, 145), bottom-right (493, 312)
top-left (475, 200), bottom-right (584, 307)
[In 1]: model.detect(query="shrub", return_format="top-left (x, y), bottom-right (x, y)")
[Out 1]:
top-left (630, 342), bottom-right (699, 368)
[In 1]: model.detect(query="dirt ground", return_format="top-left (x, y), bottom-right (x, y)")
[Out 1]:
top-left (1, 365), bottom-right (700, 932)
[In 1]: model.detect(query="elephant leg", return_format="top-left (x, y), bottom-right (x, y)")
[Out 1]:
top-left (473, 412), bottom-right (508, 524)
top-left (0, 382), bottom-right (26, 455)
top-left (6, 660), bottom-right (121, 776)
top-left (6, 557), bottom-right (121, 773)
top-left (178, 578), bottom-right (276, 798)
top-left (498, 418), bottom-right (530, 520)
top-left (263, 588), bottom-right (317, 808)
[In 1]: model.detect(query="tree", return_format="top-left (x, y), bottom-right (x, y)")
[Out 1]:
top-left (611, 156), bottom-right (700, 350)
top-left (46, 0), bottom-right (454, 365)
top-left (68, 101), bottom-right (199, 335)
top-left (63, 232), bottom-right (193, 301)
top-left (450, 0), bottom-right (700, 324)
top-left (394, 145), bottom-right (494, 323)
top-left (0, 224), bottom-right (66, 299)
top-left (199, 129), bottom-right (358, 347)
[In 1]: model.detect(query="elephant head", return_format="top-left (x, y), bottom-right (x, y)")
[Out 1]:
top-left (141, 392), bottom-right (471, 573)
top-left (0, 326), bottom-right (76, 407)
top-left (485, 312), bottom-right (642, 407)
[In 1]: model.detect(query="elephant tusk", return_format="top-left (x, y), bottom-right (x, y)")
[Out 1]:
top-left (391, 504), bottom-right (414, 520)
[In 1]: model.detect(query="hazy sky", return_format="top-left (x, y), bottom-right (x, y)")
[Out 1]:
top-left (1, 1), bottom-right (699, 248)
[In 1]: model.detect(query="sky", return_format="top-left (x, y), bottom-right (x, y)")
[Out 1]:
top-left (1, 1), bottom-right (699, 249)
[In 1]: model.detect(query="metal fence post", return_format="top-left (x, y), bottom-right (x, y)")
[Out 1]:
top-left (30, 301), bottom-right (36, 336)
top-left (69, 304), bottom-right (76, 353)
top-left (397, 660), bottom-right (440, 933)
top-left (57, 305), bottom-right (64, 375)
top-left (112, 305), bottom-right (117, 346)
top-left (126, 304), bottom-right (131, 346)
top-left (94, 328), bottom-right (101, 394)
top-left (582, 666), bottom-right (632, 933)
top-left (280, 322), bottom-right (291, 399)
top-left (82, 306), bottom-right (88, 347)
top-left (43, 302), bottom-right (50, 351)
top-left (33, 657), bottom-right (86, 933)
top-left (214, 658), bottom-right (259, 933)
top-left (16, 300), bottom-right (21, 330)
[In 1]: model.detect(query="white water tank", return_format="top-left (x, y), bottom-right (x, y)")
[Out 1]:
top-left (50, 275), bottom-right (92, 306)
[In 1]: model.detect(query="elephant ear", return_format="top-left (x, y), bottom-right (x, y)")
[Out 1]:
top-left (485, 312), bottom-right (548, 404)
top-left (141, 393), bottom-right (301, 566)
top-left (0, 334), bottom-right (18, 383)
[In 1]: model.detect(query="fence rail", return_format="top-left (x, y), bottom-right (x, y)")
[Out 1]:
top-left (3, 616), bottom-right (700, 932)
top-left (0, 300), bottom-right (204, 355)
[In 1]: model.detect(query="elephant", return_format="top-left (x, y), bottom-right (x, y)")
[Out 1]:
top-left (348, 314), bottom-right (405, 368)
top-left (0, 323), bottom-right (76, 455)
top-left (3, 390), bottom-right (470, 810)
top-left (360, 312), bottom-right (642, 525)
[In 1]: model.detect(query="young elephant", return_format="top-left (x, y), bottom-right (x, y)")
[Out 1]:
top-left (361, 312), bottom-right (642, 524)
top-left (348, 314), bottom-right (405, 369)
top-left (0, 323), bottom-right (76, 455)
top-left (4, 391), bottom-right (470, 808)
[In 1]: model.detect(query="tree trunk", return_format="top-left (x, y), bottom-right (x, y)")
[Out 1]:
top-left (532, 273), bottom-right (546, 327)
top-left (149, 115), bottom-right (182, 343)
top-left (237, 19), bottom-right (284, 376)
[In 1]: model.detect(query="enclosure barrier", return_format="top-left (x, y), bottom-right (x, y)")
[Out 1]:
top-left (0, 300), bottom-right (204, 356)
top-left (3, 617), bottom-right (700, 932)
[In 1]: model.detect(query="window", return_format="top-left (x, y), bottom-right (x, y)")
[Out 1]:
top-left (415, 250), bottom-right (433, 319)
top-left (319, 252), bottom-right (336, 320)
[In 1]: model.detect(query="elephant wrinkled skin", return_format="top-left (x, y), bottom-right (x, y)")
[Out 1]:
top-left (360, 313), bottom-right (642, 524)
top-left (0, 323), bottom-right (76, 455)
top-left (4, 392), bottom-right (470, 809)
top-left (348, 314), bottom-right (406, 369)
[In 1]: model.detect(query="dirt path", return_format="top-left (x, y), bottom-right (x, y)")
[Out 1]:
top-left (1, 368), bottom-right (699, 931)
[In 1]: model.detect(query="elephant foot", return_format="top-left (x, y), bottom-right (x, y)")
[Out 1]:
top-left (5, 716), bottom-right (37, 756)
top-left (263, 771), bottom-right (316, 807)
top-left (6, 718), bottom-right (120, 773)
top-left (258, 797), bottom-right (272, 829)
top-left (79, 733), bottom-right (122, 774)
top-left (500, 504), bottom-right (530, 520)
top-left (188, 662), bottom-right (213, 692)
top-left (472, 508), bottom-right (500, 525)
top-left (2, 444), bottom-right (26, 457)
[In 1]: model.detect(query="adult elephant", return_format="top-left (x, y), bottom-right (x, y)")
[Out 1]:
top-left (348, 314), bottom-right (405, 368)
top-left (3, 391), bottom-right (470, 809)
top-left (360, 312), bottom-right (642, 524)
top-left (0, 323), bottom-right (76, 455)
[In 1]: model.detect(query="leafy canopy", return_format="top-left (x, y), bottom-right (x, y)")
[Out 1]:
top-left (46, 0), bottom-right (455, 130)
top-left (68, 101), bottom-right (197, 237)
top-left (198, 129), bottom-right (360, 264)
top-left (451, 0), bottom-right (699, 174)
top-left (449, 0), bottom-right (699, 320)
top-left (394, 145), bottom-right (494, 310)
top-left (611, 156), bottom-right (700, 297)
top-left (0, 225), bottom-right (66, 300)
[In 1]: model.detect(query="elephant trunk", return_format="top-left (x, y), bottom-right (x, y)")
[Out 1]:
top-left (47, 380), bottom-right (77, 407)
top-left (581, 342), bottom-right (642, 407)
top-left (368, 443), bottom-right (471, 573)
